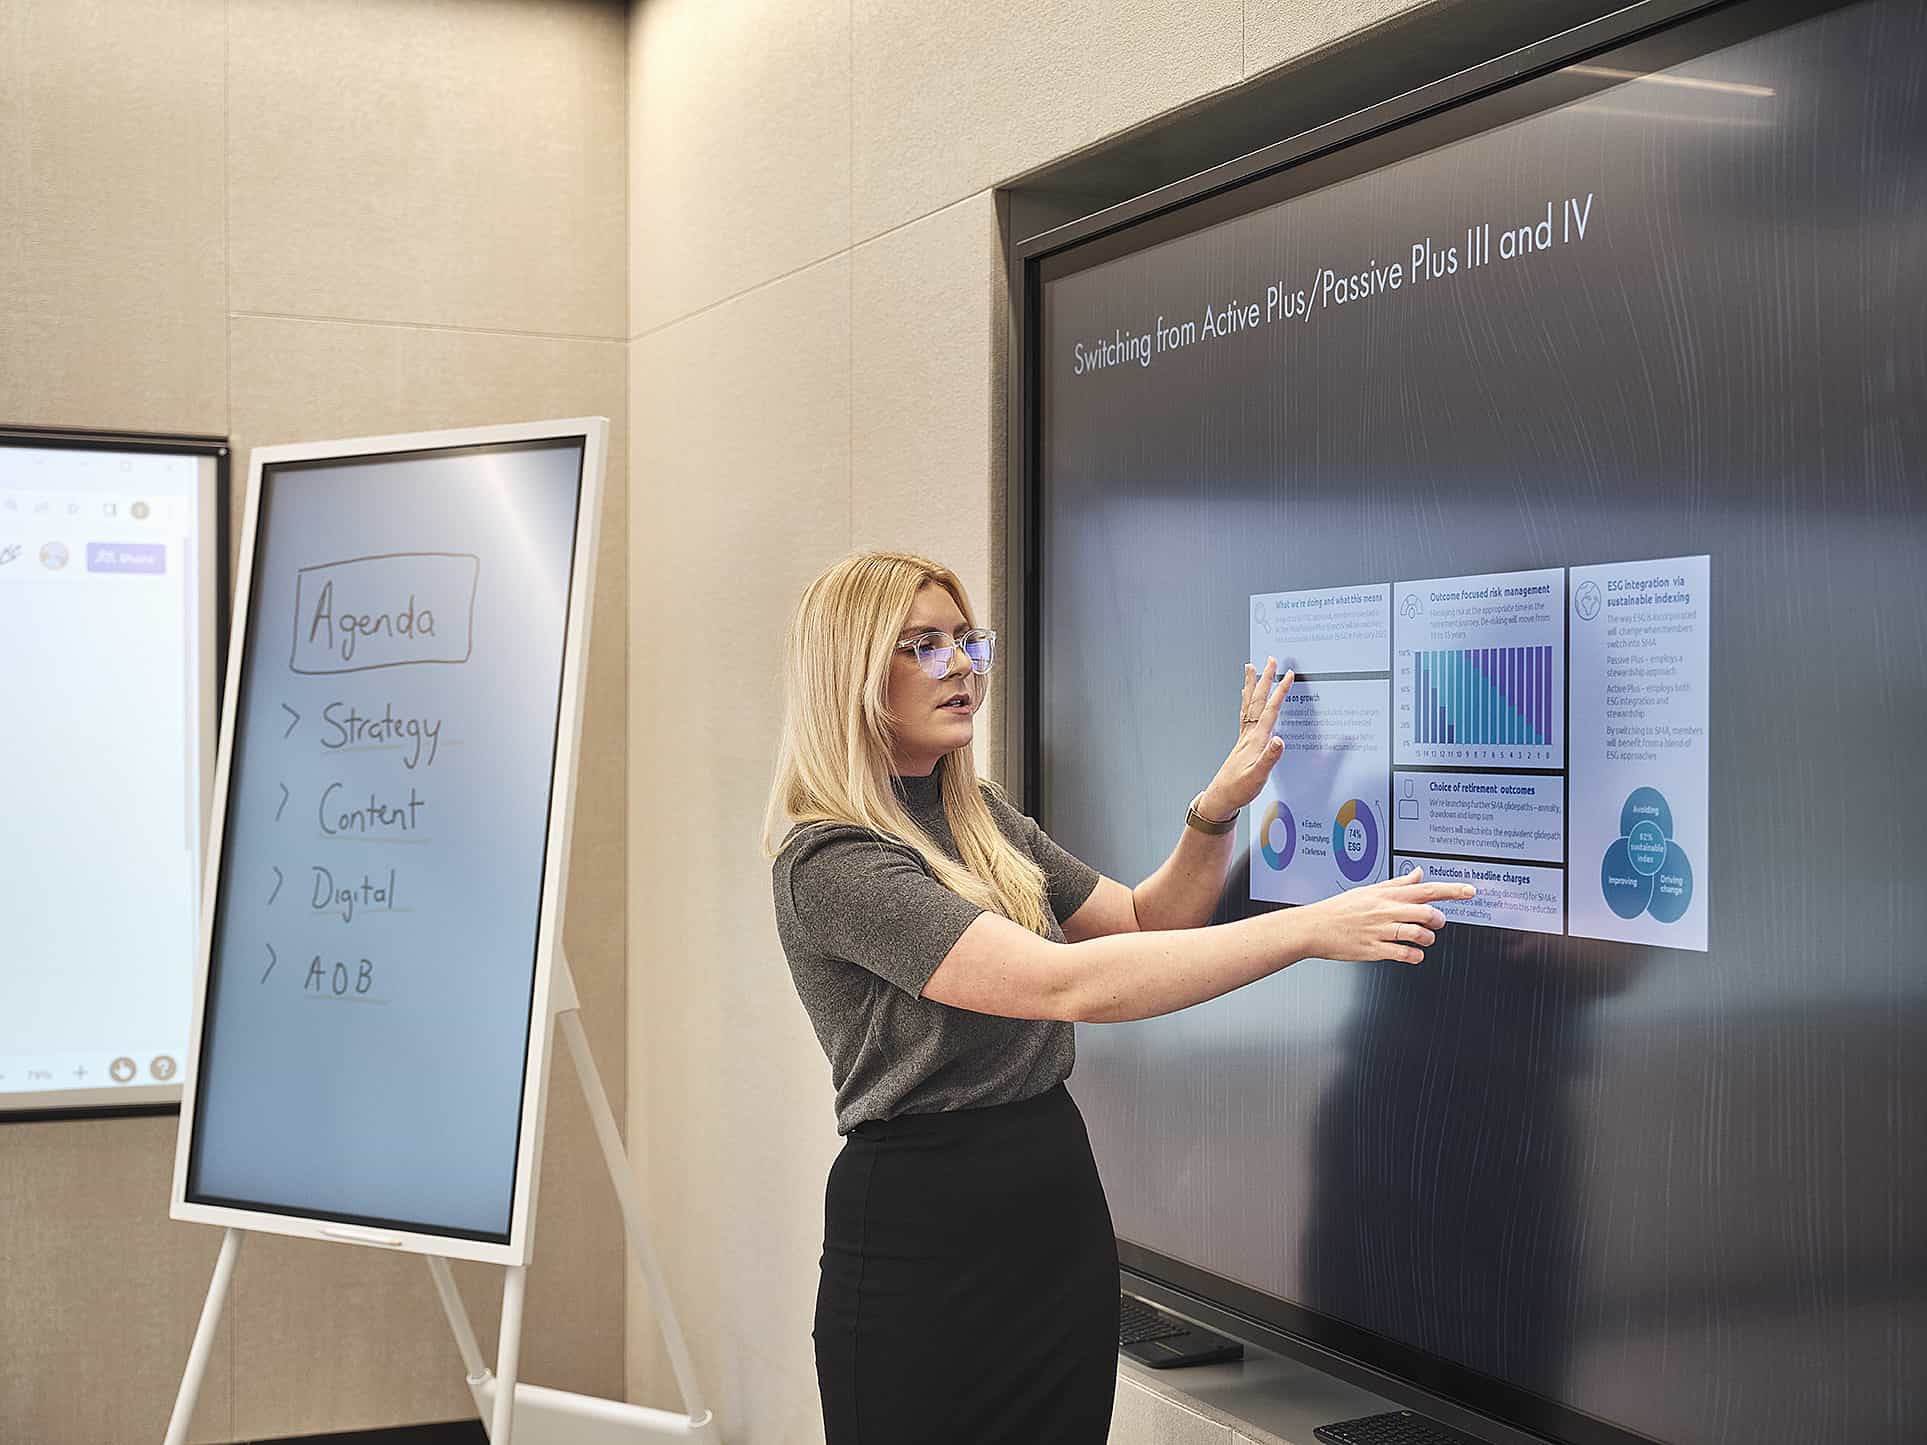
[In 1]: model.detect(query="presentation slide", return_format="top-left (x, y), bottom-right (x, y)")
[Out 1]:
top-left (1568, 555), bottom-right (1710, 949)
top-left (1250, 679), bottom-right (1391, 905)
top-left (0, 444), bottom-right (215, 1108)
top-left (1242, 558), bottom-right (1708, 950)
top-left (1394, 567), bottom-right (1564, 769)
top-left (186, 439), bottom-right (582, 1239)
top-left (1249, 582), bottom-right (1390, 674)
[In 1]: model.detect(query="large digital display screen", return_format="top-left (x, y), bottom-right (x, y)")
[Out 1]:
top-left (185, 439), bottom-right (583, 1241)
top-left (0, 437), bottom-right (221, 1115)
top-left (1034, 2), bottom-right (1924, 1441)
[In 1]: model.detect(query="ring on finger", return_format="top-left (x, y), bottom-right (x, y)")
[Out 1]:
top-left (1394, 923), bottom-right (1408, 944)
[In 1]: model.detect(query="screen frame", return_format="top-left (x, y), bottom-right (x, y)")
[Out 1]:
top-left (1006, 1), bottom-right (1850, 1442)
top-left (0, 425), bottom-right (228, 1123)
top-left (168, 417), bottom-right (607, 1267)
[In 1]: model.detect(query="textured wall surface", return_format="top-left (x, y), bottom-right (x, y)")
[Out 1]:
top-left (0, 2), bottom-right (629, 1440)
top-left (623, 3), bottom-right (1430, 1441)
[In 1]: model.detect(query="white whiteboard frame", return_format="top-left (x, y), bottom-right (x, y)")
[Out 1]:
top-left (169, 417), bottom-right (607, 1267)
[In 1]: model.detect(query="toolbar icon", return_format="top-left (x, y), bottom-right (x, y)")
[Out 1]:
top-left (111, 1057), bottom-right (137, 1083)
top-left (151, 1054), bottom-right (178, 1081)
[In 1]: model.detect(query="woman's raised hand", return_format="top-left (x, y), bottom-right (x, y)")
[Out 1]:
top-left (1299, 867), bottom-right (1476, 965)
top-left (1199, 657), bottom-right (1294, 817)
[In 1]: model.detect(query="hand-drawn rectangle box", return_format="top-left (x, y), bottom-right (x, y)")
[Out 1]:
top-left (290, 551), bottom-right (478, 674)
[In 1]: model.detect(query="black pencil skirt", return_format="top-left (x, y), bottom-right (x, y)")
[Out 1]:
top-left (814, 1082), bottom-right (1120, 1445)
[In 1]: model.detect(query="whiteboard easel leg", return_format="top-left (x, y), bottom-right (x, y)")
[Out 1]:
top-left (162, 1228), bottom-right (242, 1445)
top-left (426, 1255), bottom-right (487, 1381)
top-left (558, 1002), bottom-right (713, 1429)
top-left (488, 1263), bottom-right (528, 1444)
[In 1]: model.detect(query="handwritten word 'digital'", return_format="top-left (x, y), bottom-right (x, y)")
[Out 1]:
top-left (290, 552), bottom-right (478, 674)
top-left (311, 866), bottom-right (398, 922)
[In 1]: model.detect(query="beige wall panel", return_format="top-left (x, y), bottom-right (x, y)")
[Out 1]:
top-left (228, 0), bottom-right (627, 338)
top-left (1, 1116), bottom-right (232, 1444)
top-left (849, 190), bottom-right (1010, 778)
top-left (628, 0), bottom-right (852, 337)
top-left (1243, 0), bottom-right (1433, 79)
top-left (222, 315), bottom-right (627, 1433)
top-left (625, 258), bottom-right (850, 1437)
top-left (0, 0), bottom-right (225, 435)
top-left (851, 0), bottom-right (1241, 243)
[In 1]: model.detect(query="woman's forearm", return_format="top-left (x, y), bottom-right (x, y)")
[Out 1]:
top-left (1060, 907), bottom-right (1325, 1023)
top-left (1129, 788), bottom-right (1242, 930)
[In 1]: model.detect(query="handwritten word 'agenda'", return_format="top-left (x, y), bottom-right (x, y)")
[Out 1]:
top-left (291, 552), bottom-right (478, 675)
top-left (306, 582), bottom-right (437, 663)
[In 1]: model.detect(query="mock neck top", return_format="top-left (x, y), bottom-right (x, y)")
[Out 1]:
top-left (772, 760), bottom-right (1101, 1133)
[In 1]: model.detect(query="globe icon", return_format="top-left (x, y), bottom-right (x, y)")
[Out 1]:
top-left (1574, 580), bottom-right (1603, 620)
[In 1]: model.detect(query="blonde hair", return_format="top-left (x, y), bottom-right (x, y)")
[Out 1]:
top-left (763, 551), bottom-right (1052, 936)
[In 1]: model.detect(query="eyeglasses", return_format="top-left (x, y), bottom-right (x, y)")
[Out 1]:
top-left (894, 627), bottom-right (997, 680)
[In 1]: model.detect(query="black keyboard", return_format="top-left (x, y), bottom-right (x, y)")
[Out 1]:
top-left (1116, 1293), bottom-right (1245, 1368)
top-left (1118, 1293), bottom-right (1188, 1345)
top-left (1313, 1409), bottom-right (1485, 1445)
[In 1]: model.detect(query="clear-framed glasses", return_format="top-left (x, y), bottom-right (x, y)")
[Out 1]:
top-left (895, 627), bottom-right (997, 680)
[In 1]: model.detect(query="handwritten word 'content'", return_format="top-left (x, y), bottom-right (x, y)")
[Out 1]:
top-left (319, 782), bottom-right (426, 836)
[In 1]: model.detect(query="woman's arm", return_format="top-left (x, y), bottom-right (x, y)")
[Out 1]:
top-left (928, 869), bottom-right (1473, 1024)
top-left (1064, 658), bottom-right (1292, 940)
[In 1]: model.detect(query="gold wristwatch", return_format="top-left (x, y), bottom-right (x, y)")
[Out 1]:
top-left (1185, 793), bottom-right (1238, 836)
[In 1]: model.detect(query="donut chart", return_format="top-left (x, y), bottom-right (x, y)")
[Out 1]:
top-left (1331, 798), bottom-right (1380, 883)
top-left (1259, 799), bottom-right (1296, 870)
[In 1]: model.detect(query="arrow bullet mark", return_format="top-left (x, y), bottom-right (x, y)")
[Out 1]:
top-left (260, 944), bottom-right (277, 984)
top-left (268, 866), bottom-right (283, 905)
top-left (282, 703), bottom-right (301, 738)
top-left (276, 783), bottom-right (289, 821)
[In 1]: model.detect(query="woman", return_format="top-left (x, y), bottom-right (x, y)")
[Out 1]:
top-left (765, 551), bottom-right (1472, 1444)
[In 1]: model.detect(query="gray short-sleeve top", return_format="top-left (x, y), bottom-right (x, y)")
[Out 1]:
top-left (771, 763), bottom-right (1101, 1134)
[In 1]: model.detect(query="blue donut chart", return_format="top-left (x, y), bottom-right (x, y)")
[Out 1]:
top-left (1332, 798), bottom-right (1380, 883)
top-left (1260, 799), bottom-right (1297, 870)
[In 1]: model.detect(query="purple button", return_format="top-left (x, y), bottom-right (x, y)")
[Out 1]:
top-left (86, 542), bottom-right (166, 574)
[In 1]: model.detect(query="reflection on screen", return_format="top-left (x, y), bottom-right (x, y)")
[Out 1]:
top-left (1038, 3), bottom-right (1925, 1442)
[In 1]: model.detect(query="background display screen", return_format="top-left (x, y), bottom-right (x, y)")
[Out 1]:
top-left (0, 439), bottom-right (220, 1115)
top-left (1035, 2), bottom-right (1924, 1441)
top-left (186, 440), bottom-right (582, 1241)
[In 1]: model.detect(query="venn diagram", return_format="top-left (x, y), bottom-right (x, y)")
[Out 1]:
top-left (1600, 786), bottom-right (1693, 923)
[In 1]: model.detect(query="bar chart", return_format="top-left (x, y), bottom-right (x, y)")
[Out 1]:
top-left (1413, 644), bottom-right (1553, 746)
top-left (1393, 566), bottom-right (1565, 767)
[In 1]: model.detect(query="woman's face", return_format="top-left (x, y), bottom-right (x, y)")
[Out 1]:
top-left (886, 583), bottom-right (983, 777)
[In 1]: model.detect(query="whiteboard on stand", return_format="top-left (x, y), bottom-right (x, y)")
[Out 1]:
top-left (170, 417), bottom-right (607, 1267)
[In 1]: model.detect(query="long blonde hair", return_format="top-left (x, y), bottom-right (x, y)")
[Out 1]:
top-left (763, 551), bottom-right (1052, 937)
